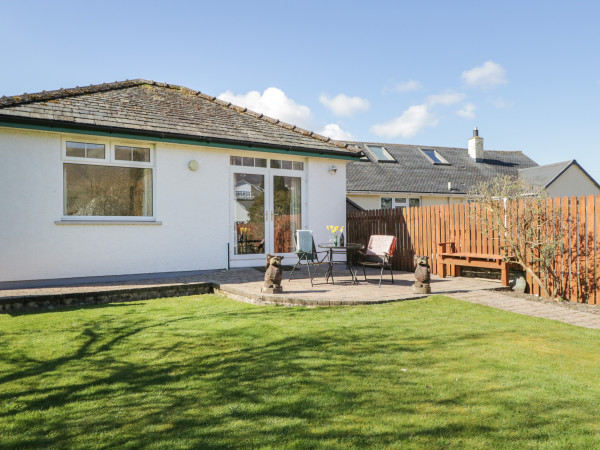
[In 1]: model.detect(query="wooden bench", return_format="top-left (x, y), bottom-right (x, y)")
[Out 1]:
top-left (437, 242), bottom-right (514, 286)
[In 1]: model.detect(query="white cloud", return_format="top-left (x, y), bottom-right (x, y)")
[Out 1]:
top-left (218, 87), bottom-right (312, 128)
top-left (427, 92), bottom-right (465, 106)
top-left (370, 104), bottom-right (438, 139)
top-left (319, 93), bottom-right (370, 117)
top-left (492, 97), bottom-right (513, 109)
top-left (461, 61), bottom-right (507, 89)
top-left (457, 103), bottom-right (476, 119)
top-left (391, 79), bottom-right (422, 92)
top-left (318, 123), bottom-right (354, 140)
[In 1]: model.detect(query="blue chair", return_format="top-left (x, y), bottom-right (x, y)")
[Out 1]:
top-left (288, 230), bottom-right (329, 286)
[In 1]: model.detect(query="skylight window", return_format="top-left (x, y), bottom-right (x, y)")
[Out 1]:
top-left (366, 145), bottom-right (395, 162)
top-left (421, 148), bottom-right (449, 165)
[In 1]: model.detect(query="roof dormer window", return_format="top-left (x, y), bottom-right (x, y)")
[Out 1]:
top-left (421, 148), bottom-right (449, 165)
top-left (365, 145), bottom-right (395, 162)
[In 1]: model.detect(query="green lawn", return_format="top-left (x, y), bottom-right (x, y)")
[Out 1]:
top-left (1, 295), bottom-right (600, 449)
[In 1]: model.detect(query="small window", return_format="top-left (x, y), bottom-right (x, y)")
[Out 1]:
top-left (421, 148), bottom-right (449, 165)
top-left (115, 145), bottom-right (150, 162)
top-left (230, 156), bottom-right (267, 168)
top-left (270, 159), bottom-right (304, 171)
top-left (366, 145), bottom-right (395, 162)
top-left (66, 141), bottom-right (105, 159)
top-left (384, 197), bottom-right (420, 209)
top-left (381, 197), bottom-right (392, 209)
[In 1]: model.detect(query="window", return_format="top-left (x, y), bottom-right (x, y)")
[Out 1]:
top-left (230, 156), bottom-right (267, 168)
top-left (381, 197), bottom-right (420, 209)
top-left (365, 145), bottom-right (395, 162)
top-left (420, 148), bottom-right (449, 165)
top-left (270, 159), bottom-right (304, 171)
top-left (115, 145), bottom-right (150, 162)
top-left (230, 156), bottom-right (303, 171)
top-left (66, 141), bottom-right (105, 159)
top-left (63, 140), bottom-right (154, 218)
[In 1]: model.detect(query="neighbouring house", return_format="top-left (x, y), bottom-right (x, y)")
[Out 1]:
top-left (518, 160), bottom-right (600, 198)
top-left (345, 129), bottom-right (600, 210)
top-left (0, 79), bottom-right (361, 287)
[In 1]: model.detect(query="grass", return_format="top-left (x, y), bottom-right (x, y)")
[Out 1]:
top-left (1, 295), bottom-right (600, 448)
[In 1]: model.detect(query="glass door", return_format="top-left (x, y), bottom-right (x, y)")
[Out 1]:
top-left (232, 172), bottom-right (266, 255)
top-left (230, 158), bottom-right (304, 260)
top-left (271, 174), bottom-right (302, 254)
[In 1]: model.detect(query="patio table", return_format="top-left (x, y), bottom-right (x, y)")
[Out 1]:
top-left (318, 243), bottom-right (363, 285)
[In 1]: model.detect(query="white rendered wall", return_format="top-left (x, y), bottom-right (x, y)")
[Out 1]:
top-left (546, 165), bottom-right (600, 198)
top-left (0, 128), bottom-right (348, 283)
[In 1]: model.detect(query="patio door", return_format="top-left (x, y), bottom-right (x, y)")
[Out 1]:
top-left (231, 163), bottom-right (303, 262)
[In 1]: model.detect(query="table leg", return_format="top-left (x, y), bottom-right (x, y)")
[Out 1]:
top-left (325, 249), bottom-right (335, 284)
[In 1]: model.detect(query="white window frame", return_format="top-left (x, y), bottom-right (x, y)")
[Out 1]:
top-left (228, 152), bottom-right (308, 260)
top-left (365, 145), bottom-right (396, 162)
top-left (381, 196), bottom-right (421, 209)
top-left (420, 148), bottom-right (449, 165)
top-left (61, 136), bottom-right (156, 222)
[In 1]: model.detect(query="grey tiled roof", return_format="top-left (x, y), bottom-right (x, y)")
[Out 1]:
top-left (0, 79), bottom-right (360, 157)
top-left (346, 142), bottom-right (538, 194)
top-left (518, 160), bottom-right (600, 190)
top-left (518, 160), bottom-right (573, 187)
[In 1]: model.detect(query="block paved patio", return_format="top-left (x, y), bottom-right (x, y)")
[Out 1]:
top-left (1, 266), bottom-right (600, 330)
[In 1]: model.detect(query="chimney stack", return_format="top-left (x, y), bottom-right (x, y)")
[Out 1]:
top-left (468, 127), bottom-right (483, 162)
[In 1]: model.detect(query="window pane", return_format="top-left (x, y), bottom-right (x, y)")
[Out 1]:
top-left (282, 160), bottom-right (293, 170)
top-left (423, 149), bottom-right (444, 163)
top-left (86, 143), bottom-right (105, 159)
top-left (64, 164), bottom-right (153, 216)
top-left (381, 197), bottom-right (392, 209)
top-left (66, 141), bottom-right (85, 158)
top-left (132, 147), bottom-right (150, 162)
top-left (115, 146), bottom-right (131, 161)
top-left (273, 175), bottom-right (302, 253)
top-left (230, 156), bottom-right (242, 166)
top-left (395, 198), bottom-right (406, 203)
top-left (233, 173), bottom-right (265, 255)
top-left (367, 145), bottom-right (394, 161)
top-left (255, 158), bottom-right (267, 168)
top-left (292, 161), bottom-right (304, 171)
top-left (242, 157), bottom-right (254, 167)
top-left (270, 160), bottom-right (281, 169)
top-left (409, 198), bottom-right (420, 207)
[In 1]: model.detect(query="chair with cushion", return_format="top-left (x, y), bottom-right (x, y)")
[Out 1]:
top-left (288, 230), bottom-right (329, 286)
top-left (356, 235), bottom-right (397, 287)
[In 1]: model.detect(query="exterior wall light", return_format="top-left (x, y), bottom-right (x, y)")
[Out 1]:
top-left (188, 160), bottom-right (199, 171)
top-left (329, 165), bottom-right (337, 175)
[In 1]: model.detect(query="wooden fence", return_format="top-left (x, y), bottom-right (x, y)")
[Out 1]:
top-left (347, 195), bottom-right (600, 303)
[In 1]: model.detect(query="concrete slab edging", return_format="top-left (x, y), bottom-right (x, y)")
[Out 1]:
top-left (1, 279), bottom-right (429, 313)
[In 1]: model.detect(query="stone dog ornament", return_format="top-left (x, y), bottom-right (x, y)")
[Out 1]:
top-left (413, 255), bottom-right (431, 294)
top-left (262, 254), bottom-right (284, 294)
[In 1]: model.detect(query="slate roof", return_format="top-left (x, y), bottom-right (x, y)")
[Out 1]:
top-left (0, 79), bottom-right (361, 158)
top-left (518, 160), bottom-right (600, 190)
top-left (346, 142), bottom-right (538, 195)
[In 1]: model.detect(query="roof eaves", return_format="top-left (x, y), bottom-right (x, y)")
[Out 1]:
top-left (0, 79), bottom-right (362, 157)
top-left (0, 114), bottom-right (357, 159)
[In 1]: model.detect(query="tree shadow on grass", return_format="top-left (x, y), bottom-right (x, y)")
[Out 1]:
top-left (1, 304), bottom-right (599, 448)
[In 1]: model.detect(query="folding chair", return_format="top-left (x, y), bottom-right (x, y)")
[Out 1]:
top-left (288, 230), bottom-right (329, 286)
top-left (356, 235), bottom-right (397, 287)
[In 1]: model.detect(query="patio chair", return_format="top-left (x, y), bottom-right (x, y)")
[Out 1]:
top-left (288, 230), bottom-right (329, 286)
top-left (356, 235), bottom-right (397, 287)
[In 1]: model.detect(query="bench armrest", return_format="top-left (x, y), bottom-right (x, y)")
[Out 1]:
top-left (438, 242), bottom-right (456, 253)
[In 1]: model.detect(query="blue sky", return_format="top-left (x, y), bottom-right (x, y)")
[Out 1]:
top-left (2, 0), bottom-right (600, 179)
